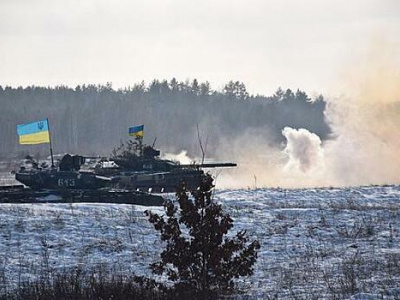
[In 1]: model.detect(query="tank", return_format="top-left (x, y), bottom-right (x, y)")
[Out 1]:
top-left (93, 140), bottom-right (237, 193)
top-left (2, 154), bottom-right (164, 206)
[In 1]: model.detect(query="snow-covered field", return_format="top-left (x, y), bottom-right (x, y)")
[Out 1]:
top-left (0, 185), bottom-right (400, 299)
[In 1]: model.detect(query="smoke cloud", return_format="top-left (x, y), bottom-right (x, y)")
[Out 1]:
top-left (163, 150), bottom-right (198, 165)
top-left (215, 38), bottom-right (400, 189)
top-left (322, 39), bottom-right (400, 186)
top-left (282, 127), bottom-right (324, 173)
top-left (215, 126), bottom-right (328, 189)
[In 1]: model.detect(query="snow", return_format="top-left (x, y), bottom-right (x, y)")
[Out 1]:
top-left (0, 185), bottom-right (399, 298)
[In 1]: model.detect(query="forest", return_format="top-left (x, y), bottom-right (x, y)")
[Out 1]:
top-left (0, 79), bottom-right (330, 159)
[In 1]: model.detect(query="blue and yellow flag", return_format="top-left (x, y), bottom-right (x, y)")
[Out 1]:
top-left (17, 119), bottom-right (50, 145)
top-left (129, 125), bottom-right (144, 138)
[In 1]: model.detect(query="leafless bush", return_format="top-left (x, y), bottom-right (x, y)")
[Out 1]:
top-left (0, 257), bottom-right (7, 296)
top-left (40, 235), bottom-right (51, 284)
top-left (336, 216), bottom-right (377, 239)
top-left (383, 253), bottom-right (400, 276)
top-left (273, 224), bottom-right (289, 235)
top-left (52, 212), bottom-right (65, 230)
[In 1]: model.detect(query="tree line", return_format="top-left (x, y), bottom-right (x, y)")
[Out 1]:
top-left (0, 79), bottom-right (330, 159)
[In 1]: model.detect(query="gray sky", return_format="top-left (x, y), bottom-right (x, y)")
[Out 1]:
top-left (1, 0), bottom-right (399, 95)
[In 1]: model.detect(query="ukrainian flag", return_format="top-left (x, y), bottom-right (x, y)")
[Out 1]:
top-left (17, 119), bottom-right (50, 145)
top-left (129, 125), bottom-right (144, 138)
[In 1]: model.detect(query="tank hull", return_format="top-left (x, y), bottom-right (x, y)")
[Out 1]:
top-left (114, 169), bottom-right (204, 193)
top-left (15, 169), bottom-right (110, 190)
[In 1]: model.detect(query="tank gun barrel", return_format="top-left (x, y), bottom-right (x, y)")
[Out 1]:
top-left (179, 163), bottom-right (237, 168)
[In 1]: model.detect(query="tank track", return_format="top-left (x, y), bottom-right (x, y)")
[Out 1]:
top-left (0, 185), bottom-right (164, 206)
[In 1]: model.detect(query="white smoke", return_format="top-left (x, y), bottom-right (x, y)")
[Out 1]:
top-left (162, 150), bottom-right (197, 165)
top-left (282, 127), bottom-right (324, 173)
top-left (218, 38), bottom-right (400, 189)
top-left (320, 38), bottom-right (400, 186)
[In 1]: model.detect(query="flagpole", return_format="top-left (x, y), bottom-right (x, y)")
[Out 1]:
top-left (47, 118), bottom-right (55, 167)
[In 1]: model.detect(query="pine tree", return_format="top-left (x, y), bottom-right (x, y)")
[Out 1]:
top-left (145, 174), bottom-right (260, 297)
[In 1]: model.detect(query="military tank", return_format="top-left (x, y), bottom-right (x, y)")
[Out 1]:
top-left (0, 154), bottom-right (164, 206)
top-left (92, 140), bottom-right (236, 193)
top-left (1, 138), bottom-right (236, 203)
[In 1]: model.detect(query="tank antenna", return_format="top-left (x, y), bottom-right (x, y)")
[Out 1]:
top-left (196, 124), bottom-right (208, 164)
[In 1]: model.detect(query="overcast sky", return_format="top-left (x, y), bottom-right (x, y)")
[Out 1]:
top-left (0, 0), bottom-right (399, 95)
